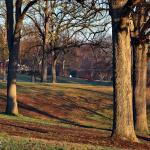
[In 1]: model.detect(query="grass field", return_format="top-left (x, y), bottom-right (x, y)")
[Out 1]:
top-left (0, 75), bottom-right (150, 149)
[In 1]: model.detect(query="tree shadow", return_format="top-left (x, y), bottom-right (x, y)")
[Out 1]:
top-left (68, 87), bottom-right (113, 98)
top-left (0, 121), bottom-right (48, 133)
top-left (18, 101), bottom-right (112, 132)
top-left (0, 93), bottom-right (112, 129)
top-left (137, 135), bottom-right (150, 142)
top-left (59, 97), bottom-right (112, 121)
top-left (0, 95), bottom-right (6, 101)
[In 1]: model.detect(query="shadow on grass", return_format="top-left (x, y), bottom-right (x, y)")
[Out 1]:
top-left (18, 101), bottom-right (112, 132)
top-left (59, 97), bottom-right (112, 121)
top-left (137, 135), bottom-right (150, 142)
top-left (0, 120), bottom-right (48, 133)
top-left (0, 95), bottom-right (6, 100)
top-left (0, 93), bottom-right (112, 125)
top-left (70, 87), bottom-right (113, 98)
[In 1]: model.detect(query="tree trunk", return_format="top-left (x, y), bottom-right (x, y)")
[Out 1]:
top-left (5, 1), bottom-right (18, 115)
top-left (133, 43), bottom-right (148, 132)
top-left (31, 72), bottom-right (36, 83)
top-left (51, 53), bottom-right (57, 83)
top-left (6, 24), bottom-right (21, 115)
top-left (40, 0), bottom-right (49, 83)
top-left (6, 32), bottom-right (21, 115)
top-left (132, 3), bottom-right (149, 133)
top-left (111, 4), bottom-right (137, 140)
top-left (6, 55), bottom-right (18, 115)
top-left (5, 0), bottom-right (23, 115)
top-left (3, 68), bottom-right (6, 81)
top-left (41, 56), bottom-right (48, 82)
top-left (5, 0), bottom-right (38, 115)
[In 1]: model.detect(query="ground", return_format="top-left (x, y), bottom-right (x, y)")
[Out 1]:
top-left (0, 75), bottom-right (150, 150)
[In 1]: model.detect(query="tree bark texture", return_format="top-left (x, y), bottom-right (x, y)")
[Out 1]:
top-left (51, 52), bottom-right (57, 83)
top-left (133, 43), bottom-right (149, 132)
top-left (132, 4), bottom-right (149, 133)
top-left (110, 0), bottom-right (137, 141)
top-left (41, 0), bottom-right (49, 82)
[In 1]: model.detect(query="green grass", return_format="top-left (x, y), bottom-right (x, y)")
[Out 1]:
top-left (0, 114), bottom-right (65, 127)
top-left (0, 135), bottom-right (65, 150)
top-left (0, 135), bottom-right (120, 150)
top-left (16, 73), bottom-right (112, 86)
top-left (0, 82), bottom-right (6, 89)
top-left (17, 74), bottom-right (32, 82)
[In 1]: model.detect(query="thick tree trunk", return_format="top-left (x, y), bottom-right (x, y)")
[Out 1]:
top-left (111, 6), bottom-right (137, 140)
top-left (6, 55), bottom-right (18, 115)
top-left (132, 3), bottom-right (149, 133)
top-left (5, 1), bottom-right (18, 115)
top-left (51, 55), bottom-right (57, 83)
top-left (5, 0), bottom-right (37, 115)
top-left (5, 0), bottom-right (23, 115)
top-left (133, 43), bottom-right (148, 132)
top-left (6, 33), bottom-right (21, 115)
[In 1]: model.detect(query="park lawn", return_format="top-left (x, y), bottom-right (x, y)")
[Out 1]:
top-left (0, 77), bottom-right (150, 149)
top-left (0, 134), bottom-right (120, 150)
top-left (0, 81), bottom-right (113, 130)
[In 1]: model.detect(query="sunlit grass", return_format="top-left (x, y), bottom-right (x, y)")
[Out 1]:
top-left (0, 134), bottom-right (120, 150)
top-left (1, 80), bottom-right (150, 130)
top-left (0, 135), bottom-right (65, 150)
top-left (0, 114), bottom-right (69, 127)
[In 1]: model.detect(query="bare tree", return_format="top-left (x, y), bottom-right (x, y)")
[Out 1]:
top-left (20, 26), bottom-right (42, 82)
top-left (5, 0), bottom-right (38, 115)
top-left (28, 0), bottom-right (110, 83)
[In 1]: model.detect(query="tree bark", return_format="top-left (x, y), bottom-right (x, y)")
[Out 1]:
top-left (110, 1), bottom-right (137, 141)
top-left (132, 3), bottom-right (149, 133)
top-left (3, 68), bottom-right (6, 81)
top-left (6, 56), bottom-right (18, 115)
top-left (40, 0), bottom-right (49, 83)
top-left (6, 32), bottom-right (21, 115)
top-left (41, 55), bottom-right (48, 82)
top-left (5, 0), bottom-right (19, 115)
top-left (51, 53), bottom-right (57, 83)
top-left (5, 0), bottom-right (38, 115)
top-left (133, 43), bottom-right (149, 132)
